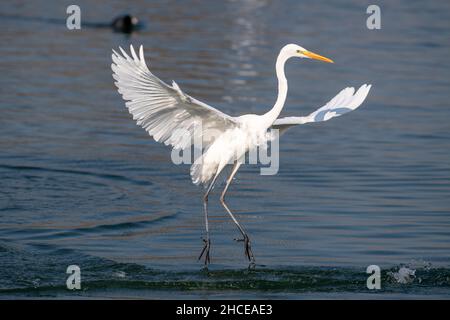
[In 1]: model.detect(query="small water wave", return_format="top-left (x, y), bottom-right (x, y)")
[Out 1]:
top-left (1, 242), bottom-right (448, 298)
top-left (0, 164), bottom-right (152, 187)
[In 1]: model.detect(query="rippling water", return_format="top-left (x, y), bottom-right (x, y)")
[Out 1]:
top-left (1, 0), bottom-right (449, 298)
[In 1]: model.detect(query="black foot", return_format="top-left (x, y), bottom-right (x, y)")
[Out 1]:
top-left (234, 235), bottom-right (255, 264)
top-left (198, 237), bottom-right (211, 266)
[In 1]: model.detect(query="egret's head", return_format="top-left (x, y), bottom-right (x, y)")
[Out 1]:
top-left (281, 44), bottom-right (334, 63)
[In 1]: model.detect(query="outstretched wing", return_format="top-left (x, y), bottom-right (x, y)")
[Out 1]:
top-left (271, 84), bottom-right (372, 134)
top-left (112, 45), bottom-right (237, 150)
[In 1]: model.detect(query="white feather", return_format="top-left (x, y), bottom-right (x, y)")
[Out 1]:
top-left (271, 84), bottom-right (372, 133)
top-left (111, 45), bottom-right (237, 152)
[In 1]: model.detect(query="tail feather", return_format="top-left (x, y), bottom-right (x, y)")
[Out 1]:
top-left (190, 156), bottom-right (219, 186)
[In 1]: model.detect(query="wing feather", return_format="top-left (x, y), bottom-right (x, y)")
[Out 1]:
top-left (112, 45), bottom-right (237, 150)
top-left (271, 84), bottom-right (372, 134)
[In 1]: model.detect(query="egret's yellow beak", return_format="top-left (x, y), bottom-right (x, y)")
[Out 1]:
top-left (302, 50), bottom-right (334, 63)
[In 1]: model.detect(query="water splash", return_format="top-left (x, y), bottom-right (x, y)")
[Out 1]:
top-left (388, 267), bottom-right (416, 284)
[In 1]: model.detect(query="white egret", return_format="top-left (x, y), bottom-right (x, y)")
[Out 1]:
top-left (111, 44), bottom-right (371, 266)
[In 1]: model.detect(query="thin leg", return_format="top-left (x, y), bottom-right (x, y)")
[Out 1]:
top-left (220, 162), bottom-right (255, 265)
top-left (198, 172), bottom-right (219, 266)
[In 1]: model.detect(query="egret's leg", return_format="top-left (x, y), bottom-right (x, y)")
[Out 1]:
top-left (220, 162), bottom-right (255, 264)
top-left (198, 172), bottom-right (219, 266)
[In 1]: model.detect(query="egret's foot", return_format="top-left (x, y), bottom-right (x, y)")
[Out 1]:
top-left (244, 235), bottom-right (255, 264)
top-left (198, 237), bottom-right (211, 266)
top-left (248, 260), bottom-right (256, 270)
top-left (234, 235), bottom-right (255, 263)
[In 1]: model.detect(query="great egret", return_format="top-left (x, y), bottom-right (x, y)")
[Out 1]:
top-left (111, 44), bottom-right (371, 266)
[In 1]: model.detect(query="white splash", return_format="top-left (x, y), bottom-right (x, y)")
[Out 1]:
top-left (112, 271), bottom-right (127, 278)
top-left (389, 267), bottom-right (416, 284)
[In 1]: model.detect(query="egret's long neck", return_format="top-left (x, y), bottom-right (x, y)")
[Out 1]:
top-left (262, 53), bottom-right (289, 127)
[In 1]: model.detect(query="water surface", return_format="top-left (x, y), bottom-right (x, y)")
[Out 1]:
top-left (0, 0), bottom-right (449, 298)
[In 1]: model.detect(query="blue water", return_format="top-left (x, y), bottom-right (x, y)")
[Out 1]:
top-left (0, 0), bottom-right (449, 298)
